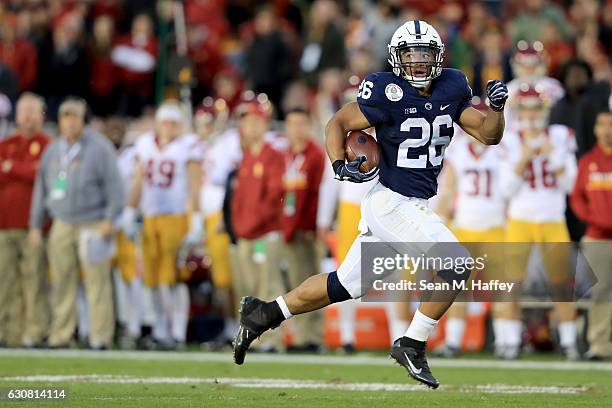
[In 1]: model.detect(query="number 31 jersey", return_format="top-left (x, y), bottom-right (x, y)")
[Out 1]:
top-left (135, 132), bottom-right (203, 216)
top-left (357, 69), bottom-right (472, 199)
top-left (444, 132), bottom-right (505, 230)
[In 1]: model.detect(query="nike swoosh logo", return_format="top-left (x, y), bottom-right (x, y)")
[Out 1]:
top-left (440, 104), bottom-right (450, 111)
top-left (404, 352), bottom-right (422, 374)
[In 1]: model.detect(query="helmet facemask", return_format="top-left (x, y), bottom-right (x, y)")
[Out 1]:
top-left (388, 43), bottom-right (443, 89)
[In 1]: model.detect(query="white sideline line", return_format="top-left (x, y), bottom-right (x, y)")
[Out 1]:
top-left (0, 375), bottom-right (591, 394)
top-left (1, 349), bottom-right (611, 372)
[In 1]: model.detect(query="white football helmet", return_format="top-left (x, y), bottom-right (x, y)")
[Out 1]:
top-left (514, 82), bottom-right (550, 131)
top-left (388, 20), bottom-right (445, 89)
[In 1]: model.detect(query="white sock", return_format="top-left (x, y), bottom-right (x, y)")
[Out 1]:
top-left (338, 301), bottom-right (356, 345)
top-left (275, 296), bottom-right (293, 320)
top-left (390, 320), bottom-right (409, 345)
top-left (405, 309), bottom-right (438, 342)
top-left (76, 284), bottom-right (90, 341)
top-left (506, 319), bottom-right (522, 347)
top-left (140, 286), bottom-right (156, 327)
top-left (152, 286), bottom-right (171, 342)
top-left (127, 278), bottom-right (143, 338)
top-left (558, 320), bottom-right (577, 348)
top-left (112, 269), bottom-right (128, 327)
top-left (445, 317), bottom-right (466, 349)
top-left (384, 302), bottom-right (408, 344)
top-left (493, 318), bottom-right (507, 347)
top-left (171, 283), bottom-right (190, 343)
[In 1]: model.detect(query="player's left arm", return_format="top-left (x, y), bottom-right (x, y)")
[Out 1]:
top-left (549, 129), bottom-right (577, 192)
top-left (184, 160), bottom-right (204, 244)
top-left (186, 160), bottom-right (202, 213)
top-left (458, 80), bottom-right (508, 145)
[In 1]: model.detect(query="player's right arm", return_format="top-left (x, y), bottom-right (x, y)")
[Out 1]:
top-left (513, 143), bottom-right (537, 177)
top-left (127, 157), bottom-right (143, 208)
top-left (122, 157), bottom-right (142, 240)
top-left (325, 102), bottom-right (377, 183)
top-left (324, 101), bottom-right (372, 163)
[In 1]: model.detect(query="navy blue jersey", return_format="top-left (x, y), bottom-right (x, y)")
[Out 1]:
top-left (357, 69), bottom-right (472, 199)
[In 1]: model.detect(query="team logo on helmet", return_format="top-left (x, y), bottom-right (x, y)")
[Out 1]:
top-left (385, 83), bottom-right (404, 101)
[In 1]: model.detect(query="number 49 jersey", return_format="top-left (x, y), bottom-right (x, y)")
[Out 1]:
top-left (135, 132), bottom-right (203, 216)
top-left (357, 69), bottom-right (472, 199)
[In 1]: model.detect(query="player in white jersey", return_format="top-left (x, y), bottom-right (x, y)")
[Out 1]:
top-left (505, 41), bottom-right (564, 131)
top-left (434, 125), bottom-right (506, 357)
top-left (114, 143), bottom-right (145, 348)
top-left (500, 84), bottom-right (579, 359)
top-left (194, 98), bottom-right (240, 348)
top-left (125, 101), bottom-right (204, 349)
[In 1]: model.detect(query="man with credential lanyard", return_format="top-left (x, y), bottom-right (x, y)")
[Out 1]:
top-left (29, 98), bottom-right (124, 349)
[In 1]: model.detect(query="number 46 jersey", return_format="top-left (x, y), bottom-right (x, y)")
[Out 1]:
top-left (500, 125), bottom-right (577, 223)
top-left (135, 132), bottom-right (203, 216)
top-left (357, 69), bottom-right (472, 199)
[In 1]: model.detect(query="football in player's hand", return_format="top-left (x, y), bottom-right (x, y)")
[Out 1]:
top-left (345, 130), bottom-right (380, 173)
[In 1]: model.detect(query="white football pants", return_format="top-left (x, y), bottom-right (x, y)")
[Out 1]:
top-left (337, 182), bottom-right (464, 299)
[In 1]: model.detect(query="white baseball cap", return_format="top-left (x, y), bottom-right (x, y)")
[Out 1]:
top-left (155, 102), bottom-right (183, 123)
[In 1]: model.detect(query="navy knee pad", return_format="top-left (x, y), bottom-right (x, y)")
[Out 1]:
top-left (327, 272), bottom-right (352, 303)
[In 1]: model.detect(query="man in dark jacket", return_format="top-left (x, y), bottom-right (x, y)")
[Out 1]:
top-left (549, 59), bottom-right (593, 135)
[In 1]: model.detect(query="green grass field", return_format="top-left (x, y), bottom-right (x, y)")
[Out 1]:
top-left (0, 349), bottom-right (610, 407)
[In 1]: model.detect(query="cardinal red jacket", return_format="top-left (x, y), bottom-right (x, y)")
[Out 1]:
top-left (0, 132), bottom-right (50, 229)
top-left (281, 140), bottom-right (325, 242)
top-left (571, 145), bottom-right (612, 239)
top-left (232, 143), bottom-right (285, 239)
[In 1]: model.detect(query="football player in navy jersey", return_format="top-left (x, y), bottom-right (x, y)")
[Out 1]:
top-left (233, 20), bottom-right (508, 389)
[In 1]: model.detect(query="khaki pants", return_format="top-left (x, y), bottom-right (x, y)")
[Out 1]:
top-left (47, 220), bottom-right (114, 347)
top-left (284, 232), bottom-right (323, 346)
top-left (234, 233), bottom-right (284, 350)
top-left (0, 230), bottom-right (48, 345)
top-left (582, 237), bottom-right (612, 357)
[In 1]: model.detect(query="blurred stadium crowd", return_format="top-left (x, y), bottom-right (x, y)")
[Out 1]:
top-left (0, 0), bottom-right (611, 359)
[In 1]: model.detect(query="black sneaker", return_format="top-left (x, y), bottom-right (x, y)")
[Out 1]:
top-left (233, 296), bottom-right (281, 365)
top-left (390, 338), bottom-right (439, 389)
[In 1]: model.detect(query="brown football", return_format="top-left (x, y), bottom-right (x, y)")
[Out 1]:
top-left (345, 130), bottom-right (380, 173)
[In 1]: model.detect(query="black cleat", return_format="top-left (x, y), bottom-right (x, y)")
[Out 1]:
top-left (233, 296), bottom-right (280, 365)
top-left (390, 338), bottom-right (440, 389)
